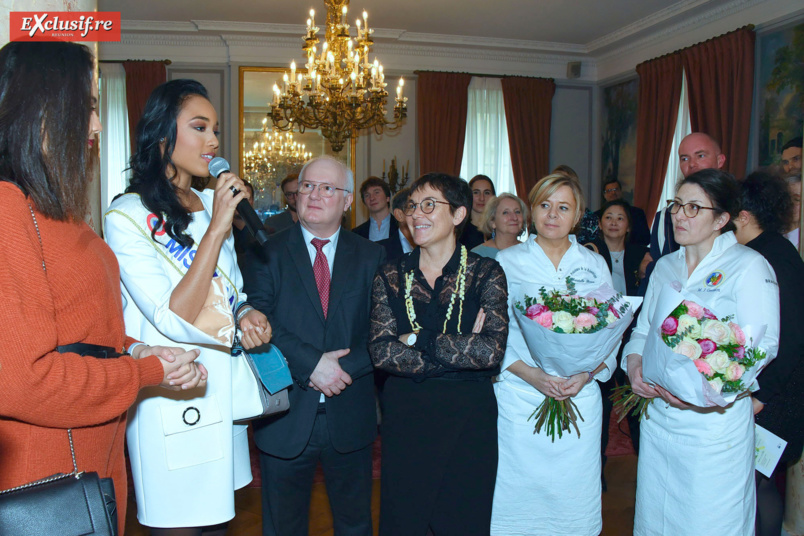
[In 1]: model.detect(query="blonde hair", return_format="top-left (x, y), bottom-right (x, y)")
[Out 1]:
top-left (478, 192), bottom-right (529, 236)
top-left (528, 172), bottom-right (585, 226)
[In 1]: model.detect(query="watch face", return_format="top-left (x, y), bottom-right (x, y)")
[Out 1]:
top-left (407, 333), bottom-right (417, 346)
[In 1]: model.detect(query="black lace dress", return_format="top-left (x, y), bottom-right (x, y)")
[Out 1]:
top-left (369, 245), bottom-right (508, 536)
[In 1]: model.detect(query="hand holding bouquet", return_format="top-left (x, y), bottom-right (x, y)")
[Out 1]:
top-left (613, 287), bottom-right (768, 418)
top-left (514, 277), bottom-right (637, 441)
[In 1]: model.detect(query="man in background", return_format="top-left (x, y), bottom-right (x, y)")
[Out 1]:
top-left (353, 176), bottom-right (402, 259)
top-left (781, 137), bottom-right (802, 176)
top-left (265, 173), bottom-right (299, 234)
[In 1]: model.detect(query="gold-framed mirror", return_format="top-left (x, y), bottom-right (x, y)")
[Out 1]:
top-left (239, 66), bottom-right (357, 228)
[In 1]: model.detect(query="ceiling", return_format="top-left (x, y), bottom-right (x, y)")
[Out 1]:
top-left (99, 0), bottom-right (736, 54)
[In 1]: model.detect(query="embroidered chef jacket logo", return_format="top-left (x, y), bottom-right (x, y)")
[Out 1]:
top-left (705, 271), bottom-right (725, 288)
top-left (569, 267), bottom-right (598, 285)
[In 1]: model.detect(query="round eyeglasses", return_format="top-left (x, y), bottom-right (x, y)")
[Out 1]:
top-left (667, 200), bottom-right (718, 218)
top-left (404, 198), bottom-right (451, 216)
top-left (298, 180), bottom-right (349, 198)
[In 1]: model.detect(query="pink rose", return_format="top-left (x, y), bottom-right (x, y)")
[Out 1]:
top-left (694, 358), bottom-right (714, 377)
top-left (673, 340), bottom-right (703, 360)
top-left (699, 339), bottom-right (717, 356)
top-left (661, 316), bottom-right (678, 336)
top-left (733, 345), bottom-right (746, 360)
top-left (728, 322), bottom-right (746, 346)
top-left (574, 312), bottom-right (598, 330)
top-left (526, 304), bottom-right (548, 320)
top-left (703, 308), bottom-right (718, 320)
top-left (608, 304), bottom-right (620, 319)
top-left (683, 300), bottom-right (705, 319)
top-left (535, 311), bottom-right (553, 328)
top-left (587, 306), bottom-right (600, 316)
top-left (724, 362), bottom-right (745, 382)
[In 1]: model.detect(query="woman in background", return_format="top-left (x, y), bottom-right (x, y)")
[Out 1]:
top-left (0, 41), bottom-right (204, 535)
top-left (624, 169), bottom-right (779, 535)
top-left (105, 79), bottom-right (271, 535)
top-left (472, 193), bottom-right (528, 259)
top-left (734, 170), bottom-right (804, 536)
top-left (461, 174), bottom-right (496, 249)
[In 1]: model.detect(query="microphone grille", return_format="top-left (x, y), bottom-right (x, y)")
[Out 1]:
top-left (208, 157), bottom-right (230, 178)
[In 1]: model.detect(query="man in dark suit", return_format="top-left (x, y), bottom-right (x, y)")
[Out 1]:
top-left (244, 156), bottom-right (384, 536)
top-left (353, 176), bottom-right (403, 259)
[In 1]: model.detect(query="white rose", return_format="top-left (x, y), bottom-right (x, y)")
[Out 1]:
top-left (677, 314), bottom-right (702, 338)
top-left (708, 377), bottom-right (724, 394)
top-left (701, 319), bottom-right (731, 345)
top-left (705, 350), bottom-right (731, 374)
top-left (552, 311), bottom-right (575, 333)
top-left (673, 339), bottom-right (702, 360)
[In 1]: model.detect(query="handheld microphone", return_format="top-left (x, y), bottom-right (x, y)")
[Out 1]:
top-left (208, 157), bottom-right (269, 247)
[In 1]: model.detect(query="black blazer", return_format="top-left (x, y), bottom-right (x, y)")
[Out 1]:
top-left (243, 223), bottom-right (385, 458)
top-left (590, 238), bottom-right (647, 297)
top-left (353, 216), bottom-right (403, 261)
top-left (748, 231), bottom-right (804, 463)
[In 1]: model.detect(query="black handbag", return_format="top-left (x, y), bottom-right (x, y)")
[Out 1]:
top-left (0, 430), bottom-right (118, 536)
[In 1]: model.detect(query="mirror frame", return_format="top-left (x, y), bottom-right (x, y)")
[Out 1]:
top-left (238, 66), bottom-right (358, 228)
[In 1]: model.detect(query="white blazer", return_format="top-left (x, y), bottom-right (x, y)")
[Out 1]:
top-left (104, 189), bottom-right (251, 528)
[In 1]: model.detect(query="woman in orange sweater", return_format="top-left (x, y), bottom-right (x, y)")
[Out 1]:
top-left (0, 41), bottom-right (206, 534)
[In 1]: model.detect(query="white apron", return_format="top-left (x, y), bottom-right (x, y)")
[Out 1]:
top-left (104, 190), bottom-right (251, 528)
top-left (623, 232), bottom-right (780, 536)
top-left (492, 237), bottom-right (615, 535)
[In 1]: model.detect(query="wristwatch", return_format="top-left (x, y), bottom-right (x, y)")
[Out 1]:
top-left (405, 333), bottom-right (418, 346)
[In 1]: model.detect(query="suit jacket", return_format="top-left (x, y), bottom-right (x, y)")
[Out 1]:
top-left (243, 223), bottom-right (385, 458)
top-left (353, 215), bottom-right (403, 261)
top-left (264, 209), bottom-right (295, 235)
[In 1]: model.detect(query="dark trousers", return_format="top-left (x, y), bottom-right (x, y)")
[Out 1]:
top-left (259, 411), bottom-right (373, 536)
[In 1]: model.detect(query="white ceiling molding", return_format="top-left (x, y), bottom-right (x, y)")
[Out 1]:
top-left (394, 32), bottom-right (586, 54)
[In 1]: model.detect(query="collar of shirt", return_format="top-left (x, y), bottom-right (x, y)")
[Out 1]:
top-left (399, 229), bottom-right (414, 254)
top-left (368, 213), bottom-right (392, 241)
top-left (402, 242), bottom-right (463, 277)
top-left (300, 225), bottom-right (341, 276)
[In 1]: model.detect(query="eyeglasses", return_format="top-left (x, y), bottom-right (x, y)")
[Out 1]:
top-left (667, 200), bottom-right (718, 218)
top-left (283, 190), bottom-right (298, 198)
top-left (404, 198), bottom-right (451, 216)
top-left (604, 187), bottom-right (620, 194)
top-left (298, 181), bottom-right (349, 198)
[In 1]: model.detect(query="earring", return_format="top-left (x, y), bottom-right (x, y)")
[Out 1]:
top-left (491, 229), bottom-right (496, 239)
top-left (159, 137), bottom-right (165, 142)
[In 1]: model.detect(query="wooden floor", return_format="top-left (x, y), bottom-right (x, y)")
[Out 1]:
top-left (124, 455), bottom-right (636, 535)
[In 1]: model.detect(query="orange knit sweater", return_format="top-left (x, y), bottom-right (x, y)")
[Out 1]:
top-left (0, 182), bottom-right (164, 533)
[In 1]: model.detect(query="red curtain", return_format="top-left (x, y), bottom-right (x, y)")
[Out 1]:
top-left (501, 76), bottom-right (556, 198)
top-left (683, 26), bottom-right (755, 179)
top-left (123, 61), bottom-right (167, 152)
top-left (633, 54), bottom-right (683, 220)
top-left (416, 72), bottom-right (472, 176)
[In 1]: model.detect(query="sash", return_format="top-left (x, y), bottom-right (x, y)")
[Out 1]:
top-left (106, 193), bottom-right (239, 346)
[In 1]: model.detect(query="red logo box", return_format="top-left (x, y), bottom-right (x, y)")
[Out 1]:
top-left (10, 12), bottom-right (121, 42)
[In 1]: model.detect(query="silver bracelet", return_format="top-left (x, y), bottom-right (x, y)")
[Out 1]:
top-left (236, 306), bottom-right (254, 324)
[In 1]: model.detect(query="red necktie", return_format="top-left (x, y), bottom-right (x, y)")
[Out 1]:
top-left (311, 238), bottom-right (331, 317)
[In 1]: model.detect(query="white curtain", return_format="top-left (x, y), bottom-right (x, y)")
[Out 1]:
top-left (659, 71), bottom-right (692, 210)
top-left (459, 77), bottom-right (516, 195)
top-left (100, 63), bottom-right (130, 214)
top-left (654, 72), bottom-right (691, 252)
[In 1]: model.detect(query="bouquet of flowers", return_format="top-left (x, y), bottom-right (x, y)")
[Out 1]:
top-left (613, 286), bottom-right (768, 418)
top-left (513, 277), bottom-right (638, 441)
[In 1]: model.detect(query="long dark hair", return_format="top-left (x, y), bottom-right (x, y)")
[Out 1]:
top-left (0, 42), bottom-right (94, 220)
top-left (126, 79), bottom-right (210, 247)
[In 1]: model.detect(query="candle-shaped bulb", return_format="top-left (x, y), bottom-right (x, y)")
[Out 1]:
top-left (399, 77), bottom-right (405, 87)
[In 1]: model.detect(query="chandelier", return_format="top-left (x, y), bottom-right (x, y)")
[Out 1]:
top-left (269, 0), bottom-right (407, 152)
top-left (244, 118), bottom-right (312, 189)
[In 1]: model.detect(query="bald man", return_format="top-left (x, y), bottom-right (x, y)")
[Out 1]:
top-left (641, 133), bottom-right (726, 289)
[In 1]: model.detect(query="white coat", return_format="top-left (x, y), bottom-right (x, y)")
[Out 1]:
top-left (104, 190), bottom-right (251, 528)
top-left (491, 236), bottom-right (616, 536)
top-left (622, 231), bottom-right (780, 536)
